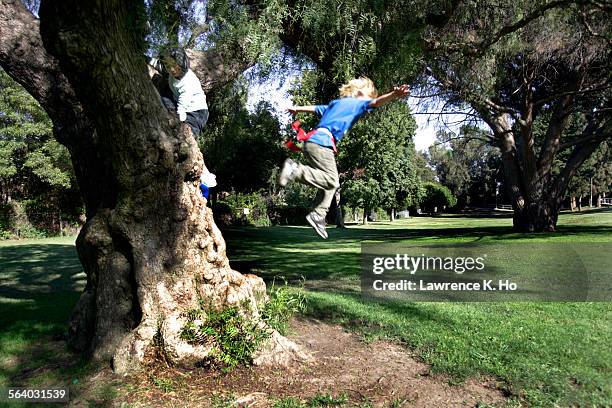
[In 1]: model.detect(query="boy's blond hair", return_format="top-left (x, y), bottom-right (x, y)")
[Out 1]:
top-left (339, 77), bottom-right (378, 99)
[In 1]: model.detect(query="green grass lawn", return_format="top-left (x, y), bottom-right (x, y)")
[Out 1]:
top-left (222, 209), bottom-right (612, 407)
top-left (0, 210), bottom-right (610, 407)
top-left (0, 236), bottom-right (99, 407)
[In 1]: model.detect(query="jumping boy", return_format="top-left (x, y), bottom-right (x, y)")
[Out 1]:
top-left (147, 48), bottom-right (209, 136)
top-left (278, 77), bottom-right (410, 239)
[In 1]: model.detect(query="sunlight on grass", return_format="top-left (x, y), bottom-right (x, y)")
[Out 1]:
top-left (223, 209), bottom-right (612, 407)
top-left (0, 237), bottom-right (85, 396)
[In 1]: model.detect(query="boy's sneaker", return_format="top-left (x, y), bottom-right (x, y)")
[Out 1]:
top-left (278, 158), bottom-right (298, 187)
top-left (306, 212), bottom-right (328, 239)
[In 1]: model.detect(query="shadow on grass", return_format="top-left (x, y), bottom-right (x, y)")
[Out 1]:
top-left (0, 243), bottom-right (85, 328)
top-left (0, 244), bottom-right (85, 298)
top-left (560, 207), bottom-right (612, 216)
top-left (0, 243), bottom-right (93, 397)
top-left (305, 289), bottom-right (456, 328)
top-left (223, 221), bottom-right (612, 283)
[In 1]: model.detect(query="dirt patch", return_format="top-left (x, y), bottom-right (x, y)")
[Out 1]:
top-left (112, 316), bottom-right (507, 407)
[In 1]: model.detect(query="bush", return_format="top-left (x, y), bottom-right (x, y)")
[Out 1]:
top-left (374, 208), bottom-right (388, 221)
top-left (23, 198), bottom-right (82, 235)
top-left (180, 301), bottom-right (271, 370)
top-left (267, 205), bottom-right (310, 226)
top-left (420, 182), bottom-right (457, 213)
top-left (0, 199), bottom-right (83, 239)
top-left (283, 183), bottom-right (317, 208)
top-left (0, 201), bottom-right (48, 239)
top-left (211, 201), bottom-right (233, 227)
top-left (0, 203), bottom-right (12, 238)
top-left (212, 190), bottom-right (314, 227)
top-left (178, 280), bottom-right (306, 370)
top-left (266, 183), bottom-right (316, 225)
top-left (213, 191), bottom-right (271, 227)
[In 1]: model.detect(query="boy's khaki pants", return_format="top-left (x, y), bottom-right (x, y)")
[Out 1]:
top-left (293, 142), bottom-right (340, 218)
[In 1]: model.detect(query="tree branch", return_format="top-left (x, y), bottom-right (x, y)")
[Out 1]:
top-left (579, 8), bottom-right (612, 47)
top-left (551, 118), bottom-right (610, 199)
top-left (411, 111), bottom-right (481, 117)
top-left (534, 83), bottom-right (611, 107)
top-left (423, 0), bottom-right (575, 57)
top-left (558, 118), bottom-right (610, 151)
top-left (473, 0), bottom-right (575, 57)
top-left (186, 23), bottom-right (209, 49)
top-left (536, 94), bottom-right (574, 175)
top-left (187, 48), bottom-right (257, 93)
top-left (433, 135), bottom-right (493, 146)
top-left (0, 0), bottom-right (77, 120)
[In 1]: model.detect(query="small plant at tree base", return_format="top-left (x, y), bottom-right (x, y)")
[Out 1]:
top-left (180, 301), bottom-right (271, 370)
top-left (149, 374), bottom-right (175, 393)
top-left (389, 397), bottom-right (406, 408)
top-left (356, 399), bottom-right (373, 408)
top-left (210, 393), bottom-right (236, 408)
top-left (178, 280), bottom-right (306, 370)
top-left (260, 277), bottom-right (307, 335)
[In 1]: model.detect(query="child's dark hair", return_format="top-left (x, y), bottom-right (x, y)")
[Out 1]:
top-left (173, 48), bottom-right (190, 71)
top-left (162, 48), bottom-right (190, 73)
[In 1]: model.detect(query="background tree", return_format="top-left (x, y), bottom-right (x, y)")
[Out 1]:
top-left (279, 0), bottom-right (450, 90)
top-left (0, 67), bottom-right (81, 236)
top-left (200, 80), bottom-right (285, 195)
top-left (414, 151), bottom-right (436, 184)
top-left (566, 140), bottom-right (611, 209)
top-left (422, 0), bottom-right (611, 231)
top-left (420, 182), bottom-right (457, 214)
top-left (427, 127), bottom-right (502, 208)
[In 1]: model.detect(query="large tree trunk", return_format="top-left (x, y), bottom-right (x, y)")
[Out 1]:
top-left (511, 198), bottom-right (560, 232)
top-left (1, 0), bottom-right (308, 374)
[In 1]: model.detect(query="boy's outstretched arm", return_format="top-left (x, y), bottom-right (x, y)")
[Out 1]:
top-left (287, 106), bottom-right (318, 115)
top-left (369, 84), bottom-right (410, 108)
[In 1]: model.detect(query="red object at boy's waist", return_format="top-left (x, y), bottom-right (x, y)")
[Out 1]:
top-left (290, 121), bottom-right (337, 153)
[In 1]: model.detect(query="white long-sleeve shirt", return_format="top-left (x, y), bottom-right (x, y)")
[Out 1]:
top-left (147, 58), bottom-right (208, 121)
top-left (168, 69), bottom-right (208, 121)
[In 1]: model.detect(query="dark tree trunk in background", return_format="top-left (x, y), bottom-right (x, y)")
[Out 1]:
top-left (331, 189), bottom-right (345, 228)
top-left (1, 0), bottom-right (308, 373)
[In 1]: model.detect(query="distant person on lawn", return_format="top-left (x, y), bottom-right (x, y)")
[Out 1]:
top-left (279, 77), bottom-right (410, 239)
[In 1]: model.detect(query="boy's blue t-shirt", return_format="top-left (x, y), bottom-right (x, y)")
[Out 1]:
top-left (307, 97), bottom-right (375, 147)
